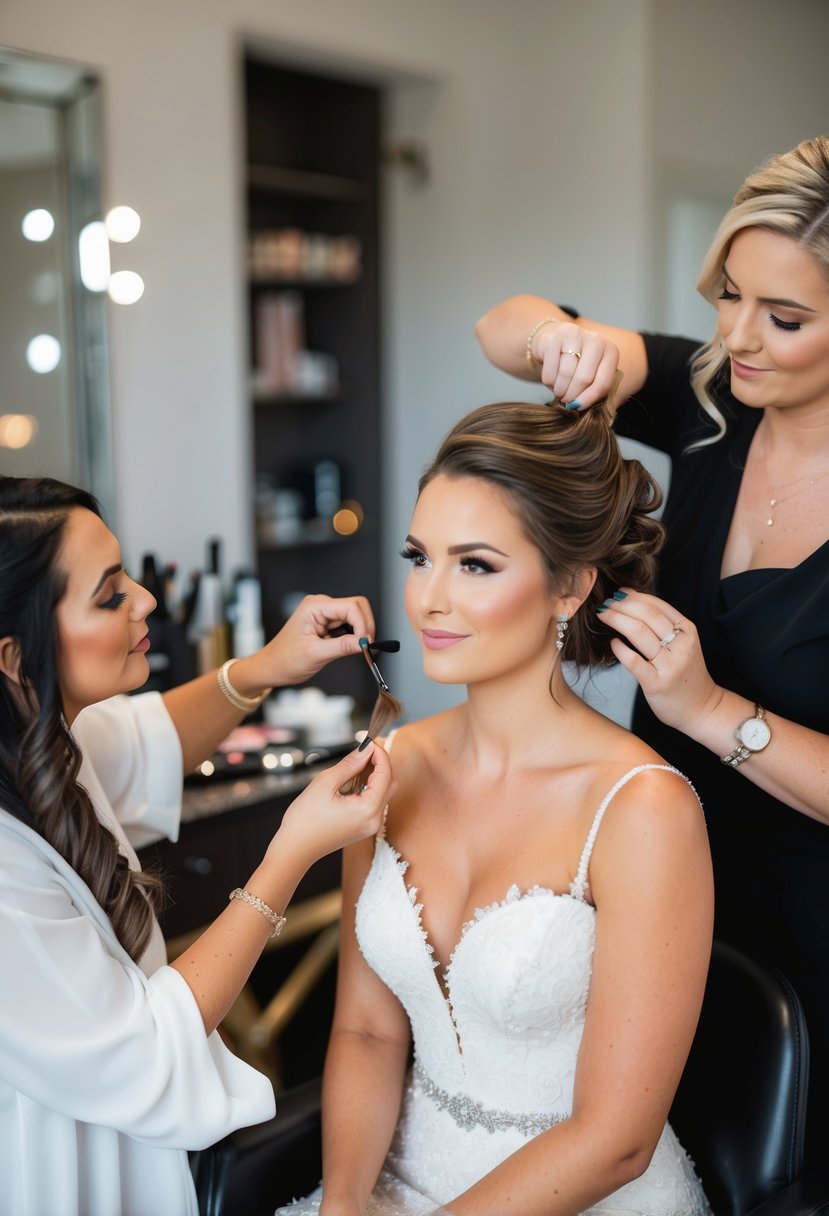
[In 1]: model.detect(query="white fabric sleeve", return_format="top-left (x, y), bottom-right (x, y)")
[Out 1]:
top-left (73, 692), bottom-right (183, 848)
top-left (0, 824), bottom-right (275, 1149)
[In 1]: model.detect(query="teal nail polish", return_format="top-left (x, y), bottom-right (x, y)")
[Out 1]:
top-left (596, 604), bottom-right (608, 614)
top-left (358, 636), bottom-right (370, 650)
top-left (565, 400), bottom-right (581, 411)
top-left (612, 590), bottom-right (628, 600)
top-left (358, 734), bottom-right (372, 752)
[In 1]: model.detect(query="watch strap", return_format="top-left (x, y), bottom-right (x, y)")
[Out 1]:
top-left (722, 743), bottom-right (751, 768)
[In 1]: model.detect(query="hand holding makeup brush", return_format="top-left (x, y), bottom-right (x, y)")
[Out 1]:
top-left (273, 739), bottom-right (396, 870)
top-left (228, 593), bottom-right (379, 693)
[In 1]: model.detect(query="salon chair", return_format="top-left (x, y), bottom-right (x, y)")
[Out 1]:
top-left (193, 939), bottom-right (829, 1216)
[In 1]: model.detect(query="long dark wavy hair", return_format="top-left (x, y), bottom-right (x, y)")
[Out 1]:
top-left (0, 476), bottom-right (162, 961)
top-left (418, 396), bottom-right (664, 671)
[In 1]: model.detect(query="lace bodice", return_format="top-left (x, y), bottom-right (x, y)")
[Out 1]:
top-left (357, 765), bottom-right (662, 1121)
top-left (276, 762), bottom-right (712, 1216)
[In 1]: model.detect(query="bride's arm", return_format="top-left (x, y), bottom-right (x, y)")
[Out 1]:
top-left (317, 838), bottom-right (412, 1216)
top-left (433, 768), bottom-right (714, 1216)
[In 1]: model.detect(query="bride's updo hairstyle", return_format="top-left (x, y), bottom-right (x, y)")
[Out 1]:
top-left (418, 397), bottom-right (664, 670)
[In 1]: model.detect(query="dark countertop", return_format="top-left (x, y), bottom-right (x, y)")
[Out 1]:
top-left (181, 769), bottom-right (315, 824)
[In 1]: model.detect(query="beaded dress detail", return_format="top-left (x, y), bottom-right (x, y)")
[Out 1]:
top-left (275, 761), bottom-right (711, 1216)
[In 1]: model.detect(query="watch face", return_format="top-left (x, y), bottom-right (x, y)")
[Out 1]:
top-left (739, 717), bottom-right (771, 751)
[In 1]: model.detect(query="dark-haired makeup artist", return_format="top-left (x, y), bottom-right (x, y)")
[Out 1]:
top-left (0, 475), bottom-right (393, 1216)
top-left (475, 133), bottom-right (829, 1167)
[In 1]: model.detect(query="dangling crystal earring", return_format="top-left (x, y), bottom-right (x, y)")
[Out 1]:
top-left (556, 613), bottom-right (569, 652)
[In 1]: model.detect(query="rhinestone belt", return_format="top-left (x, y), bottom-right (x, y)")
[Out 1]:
top-left (412, 1059), bottom-right (568, 1136)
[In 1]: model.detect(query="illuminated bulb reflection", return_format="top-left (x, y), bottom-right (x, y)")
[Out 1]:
top-left (0, 414), bottom-right (38, 449)
top-left (26, 334), bottom-right (61, 373)
top-left (22, 209), bottom-right (55, 242)
top-left (106, 205), bottom-right (141, 243)
top-left (108, 270), bottom-right (145, 305)
top-left (79, 221), bottom-right (110, 291)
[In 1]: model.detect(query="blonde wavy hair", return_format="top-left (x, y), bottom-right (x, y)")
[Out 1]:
top-left (690, 134), bottom-right (829, 447)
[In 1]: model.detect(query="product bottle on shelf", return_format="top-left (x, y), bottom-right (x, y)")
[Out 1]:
top-left (188, 537), bottom-right (231, 674)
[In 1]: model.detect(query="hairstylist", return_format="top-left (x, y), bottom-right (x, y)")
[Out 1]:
top-left (0, 475), bottom-right (393, 1216)
top-left (474, 134), bottom-right (829, 1166)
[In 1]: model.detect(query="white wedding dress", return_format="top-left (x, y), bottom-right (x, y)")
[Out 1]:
top-left (275, 764), bottom-right (712, 1216)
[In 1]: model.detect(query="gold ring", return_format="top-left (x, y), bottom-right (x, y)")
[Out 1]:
top-left (562, 349), bottom-right (582, 360)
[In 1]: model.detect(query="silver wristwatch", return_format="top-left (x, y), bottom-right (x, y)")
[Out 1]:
top-left (722, 703), bottom-right (771, 768)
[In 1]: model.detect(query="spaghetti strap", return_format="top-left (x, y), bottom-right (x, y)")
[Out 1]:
top-left (569, 764), bottom-right (688, 902)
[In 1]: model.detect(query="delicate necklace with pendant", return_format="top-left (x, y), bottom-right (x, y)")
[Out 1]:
top-left (763, 436), bottom-right (829, 526)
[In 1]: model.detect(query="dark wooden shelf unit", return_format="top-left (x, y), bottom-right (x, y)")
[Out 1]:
top-left (243, 54), bottom-right (384, 711)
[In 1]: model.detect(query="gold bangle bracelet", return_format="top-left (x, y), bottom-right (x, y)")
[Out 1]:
top-left (217, 658), bottom-right (272, 713)
top-left (525, 317), bottom-right (557, 370)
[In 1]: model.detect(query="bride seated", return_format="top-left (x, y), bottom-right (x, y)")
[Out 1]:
top-left (276, 393), bottom-right (714, 1216)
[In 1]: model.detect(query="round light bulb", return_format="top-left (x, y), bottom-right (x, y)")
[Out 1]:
top-left (108, 270), bottom-right (145, 305)
top-left (106, 205), bottom-right (141, 243)
top-left (0, 414), bottom-right (38, 448)
top-left (21, 209), bottom-right (55, 242)
top-left (26, 334), bottom-right (61, 374)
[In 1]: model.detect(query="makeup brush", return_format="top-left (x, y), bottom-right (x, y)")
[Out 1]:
top-left (341, 636), bottom-right (402, 796)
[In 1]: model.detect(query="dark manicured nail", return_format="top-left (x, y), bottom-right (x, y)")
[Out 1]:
top-left (596, 604), bottom-right (608, 613)
top-left (612, 590), bottom-right (628, 600)
top-left (565, 400), bottom-right (582, 411)
top-left (358, 734), bottom-right (373, 752)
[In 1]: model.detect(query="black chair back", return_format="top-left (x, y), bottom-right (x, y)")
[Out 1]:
top-left (670, 939), bottom-right (809, 1215)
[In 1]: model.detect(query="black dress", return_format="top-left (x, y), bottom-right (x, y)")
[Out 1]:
top-left (615, 332), bottom-right (829, 1164)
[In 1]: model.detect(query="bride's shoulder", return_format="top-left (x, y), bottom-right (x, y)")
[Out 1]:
top-left (379, 706), bottom-right (462, 780)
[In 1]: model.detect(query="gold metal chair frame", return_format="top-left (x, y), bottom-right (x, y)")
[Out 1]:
top-left (166, 888), bottom-right (342, 1090)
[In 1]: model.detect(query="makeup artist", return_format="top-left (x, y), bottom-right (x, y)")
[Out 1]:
top-left (0, 475), bottom-right (393, 1216)
top-left (474, 134), bottom-right (829, 1167)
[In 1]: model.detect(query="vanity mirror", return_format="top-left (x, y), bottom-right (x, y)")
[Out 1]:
top-left (0, 45), bottom-right (115, 523)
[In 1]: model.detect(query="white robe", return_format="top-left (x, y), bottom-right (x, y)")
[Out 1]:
top-left (0, 692), bottom-right (275, 1216)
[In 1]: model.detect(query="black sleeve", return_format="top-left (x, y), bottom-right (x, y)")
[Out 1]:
top-left (613, 332), bottom-right (707, 459)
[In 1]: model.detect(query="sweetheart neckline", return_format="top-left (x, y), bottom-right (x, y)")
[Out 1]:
top-left (375, 836), bottom-right (595, 1054)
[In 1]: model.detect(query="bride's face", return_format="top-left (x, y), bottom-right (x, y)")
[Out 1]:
top-left (402, 473), bottom-right (559, 687)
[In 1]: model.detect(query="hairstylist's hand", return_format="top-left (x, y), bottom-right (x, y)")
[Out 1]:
top-left (272, 740), bottom-right (395, 867)
top-left (533, 320), bottom-right (621, 409)
top-left (240, 593), bottom-right (377, 690)
top-left (596, 589), bottom-right (723, 734)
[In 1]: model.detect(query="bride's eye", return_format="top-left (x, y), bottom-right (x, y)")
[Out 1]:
top-left (459, 555), bottom-right (496, 575)
top-left (400, 546), bottom-right (429, 568)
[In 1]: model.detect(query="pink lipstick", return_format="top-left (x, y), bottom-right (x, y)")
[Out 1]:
top-left (421, 630), bottom-right (468, 650)
top-left (130, 634), bottom-right (151, 654)
top-left (731, 358), bottom-right (768, 380)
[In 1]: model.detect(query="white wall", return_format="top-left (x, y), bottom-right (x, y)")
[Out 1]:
top-left (1, 0), bottom-right (828, 724)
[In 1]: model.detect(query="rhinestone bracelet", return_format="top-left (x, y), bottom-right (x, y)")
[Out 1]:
top-left (229, 887), bottom-right (286, 938)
